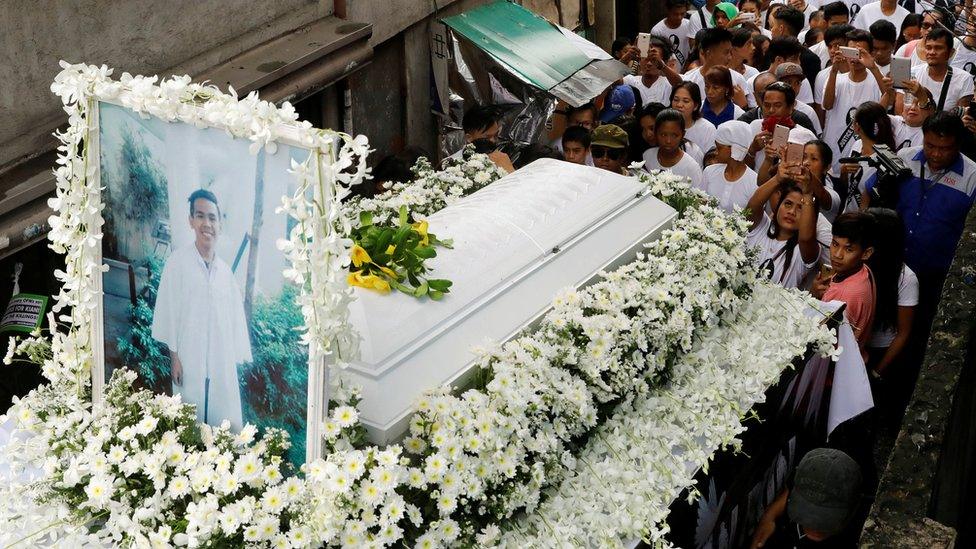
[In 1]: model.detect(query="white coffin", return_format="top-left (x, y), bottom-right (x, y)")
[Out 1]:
top-left (343, 159), bottom-right (676, 444)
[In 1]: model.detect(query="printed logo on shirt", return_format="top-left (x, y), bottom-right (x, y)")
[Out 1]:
top-left (897, 138), bottom-right (913, 151)
top-left (670, 34), bottom-right (685, 67)
top-left (850, 4), bottom-right (862, 18)
top-left (963, 62), bottom-right (976, 79)
top-left (845, 107), bottom-right (857, 126)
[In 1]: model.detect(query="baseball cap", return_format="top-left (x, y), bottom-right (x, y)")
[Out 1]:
top-left (775, 62), bottom-right (804, 80)
top-left (787, 448), bottom-right (862, 538)
top-left (599, 85), bottom-right (636, 124)
top-left (590, 124), bottom-right (629, 149)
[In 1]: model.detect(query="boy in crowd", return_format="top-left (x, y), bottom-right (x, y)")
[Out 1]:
top-left (869, 20), bottom-right (897, 76)
top-left (811, 212), bottom-right (877, 359)
top-left (651, 0), bottom-right (692, 71)
top-left (623, 36), bottom-right (681, 105)
top-left (682, 27), bottom-right (754, 108)
top-left (769, 6), bottom-right (823, 86)
top-left (561, 125), bottom-right (592, 166)
top-left (810, 2), bottom-right (852, 67)
top-left (590, 125), bottom-right (631, 175)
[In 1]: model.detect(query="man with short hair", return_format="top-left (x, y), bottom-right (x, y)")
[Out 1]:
top-left (462, 105), bottom-right (501, 145)
top-left (687, 0), bottom-right (721, 50)
top-left (561, 125), bottom-right (592, 166)
top-left (822, 29), bottom-right (891, 169)
top-left (590, 124), bottom-right (632, 175)
top-left (682, 27), bottom-right (755, 108)
top-left (894, 8), bottom-right (954, 67)
top-left (771, 5), bottom-right (824, 86)
top-left (810, 3), bottom-right (852, 66)
top-left (775, 62), bottom-right (823, 133)
top-left (750, 37), bottom-right (817, 105)
top-left (652, 0), bottom-right (693, 71)
top-left (897, 27), bottom-right (974, 114)
top-left (152, 189), bottom-right (251, 431)
top-left (623, 37), bottom-right (675, 105)
top-left (869, 20), bottom-right (898, 76)
top-left (745, 81), bottom-right (817, 169)
top-left (853, 0), bottom-right (910, 33)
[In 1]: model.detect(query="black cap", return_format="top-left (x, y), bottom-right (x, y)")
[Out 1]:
top-left (787, 448), bottom-right (862, 537)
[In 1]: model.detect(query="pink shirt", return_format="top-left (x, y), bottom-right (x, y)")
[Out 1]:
top-left (824, 265), bottom-right (876, 361)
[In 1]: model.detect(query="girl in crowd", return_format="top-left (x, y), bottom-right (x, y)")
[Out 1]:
top-left (864, 208), bottom-right (917, 381)
top-left (642, 108), bottom-right (704, 189)
top-left (730, 27), bottom-right (759, 79)
top-left (799, 139), bottom-right (841, 223)
top-left (896, 13), bottom-right (923, 50)
top-left (670, 82), bottom-right (717, 155)
top-left (711, 2), bottom-right (738, 28)
top-left (702, 66), bottom-right (745, 126)
top-left (745, 158), bottom-right (819, 289)
top-left (841, 102), bottom-right (895, 213)
top-left (751, 33), bottom-right (770, 68)
top-left (700, 121), bottom-right (757, 213)
top-left (637, 102), bottom-right (706, 165)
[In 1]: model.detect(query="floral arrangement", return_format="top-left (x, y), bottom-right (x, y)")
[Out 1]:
top-left (347, 207), bottom-right (453, 298)
top-left (0, 63), bottom-right (836, 548)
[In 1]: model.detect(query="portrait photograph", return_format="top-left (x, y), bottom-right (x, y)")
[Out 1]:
top-left (97, 101), bottom-right (313, 465)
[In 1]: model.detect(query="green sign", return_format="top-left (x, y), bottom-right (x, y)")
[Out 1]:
top-left (0, 293), bottom-right (48, 333)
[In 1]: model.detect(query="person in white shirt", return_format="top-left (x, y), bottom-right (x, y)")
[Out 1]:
top-left (844, 0), bottom-right (873, 21)
top-left (687, 0), bottom-right (722, 49)
top-left (642, 108), bottom-right (704, 188)
top-left (869, 20), bottom-right (897, 76)
top-left (670, 81), bottom-right (717, 155)
top-left (813, 23), bottom-right (854, 122)
top-left (891, 80), bottom-right (934, 150)
top-left (770, 0), bottom-right (819, 31)
top-left (637, 103), bottom-right (706, 165)
top-left (652, 0), bottom-right (694, 71)
top-left (682, 27), bottom-right (755, 109)
top-left (895, 27), bottom-right (974, 114)
top-left (747, 81), bottom-right (818, 170)
top-left (864, 207), bottom-right (918, 380)
top-left (852, 0), bottom-right (909, 33)
top-left (152, 190), bottom-right (252, 431)
top-left (730, 27), bottom-right (761, 79)
top-left (560, 126), bottom-right (593, 167)
top-left (893, 9), bottom-right (958, 68)
top-left (748, 37), bottom-right (816, 105)
top-left (623, 38), bottom-right (675, 106)
top-left (745, 157), bottom-right (821, 288)
top-left (809, 2), bottom-right (853, 66)
top-left (821, 29), bottom-right (891, 170)
top-left (699, 121), bottom-right (758, 213)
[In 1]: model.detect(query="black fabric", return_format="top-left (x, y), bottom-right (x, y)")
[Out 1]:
top-left (800, 48), bottom-right (823, 89)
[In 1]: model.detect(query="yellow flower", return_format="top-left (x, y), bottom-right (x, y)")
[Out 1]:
top-left (350, 244), bottom-right (372, 268)
top-left (378, 265), bottom-right (399, 280)
top-left (347, 271), bottom-right (391, 293)
top-left (385, 244), bottom-right (396, 255)
top-left (412, 220), bottom-right (429, 246)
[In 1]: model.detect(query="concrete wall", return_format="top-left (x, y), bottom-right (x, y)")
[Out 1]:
top-left (0, 0), bottom-right (332, 170)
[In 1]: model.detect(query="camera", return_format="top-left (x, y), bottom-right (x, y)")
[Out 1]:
top-left (839, 144), bottom-right (911, 209)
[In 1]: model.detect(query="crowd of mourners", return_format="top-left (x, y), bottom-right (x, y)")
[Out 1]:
top-left (439, 1), bottom-right (976, 547)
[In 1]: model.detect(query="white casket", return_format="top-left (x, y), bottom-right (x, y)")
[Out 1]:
top-left (343, 159), bottom-right (676, 443)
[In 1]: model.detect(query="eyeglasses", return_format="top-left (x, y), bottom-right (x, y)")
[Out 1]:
top-left (591, 146), bottom-right (624, 160)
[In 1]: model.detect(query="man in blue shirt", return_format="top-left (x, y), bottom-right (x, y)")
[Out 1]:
top-left (866, 111), bottom-right (976, 364)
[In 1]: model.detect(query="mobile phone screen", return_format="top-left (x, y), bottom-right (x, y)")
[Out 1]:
top-left (772, 125), bottom-right (790, 149)
top-left (891, 57), bottom-right (911, 89)
top-left (840, 46), bottom-right (860, 59)
top-left (636, 33), bottom-right (651, 57)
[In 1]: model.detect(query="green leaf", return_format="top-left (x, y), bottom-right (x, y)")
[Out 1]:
top-left (413, 281), bottom-right (429, 297)
top-left (414, 246), bottom-right (437, 259)
top-left (359, 211), bottom-right (373, 227)
top-left (427, 279), bottom-right (453, 291)
top-left (375, 229), bottom-right (393, 254)
top-left (398, 205), bottom-right (409, 227)
top-left (394, 226), bottom-right (411, 247)
top-left (428, 289), bottom-right (444, 300)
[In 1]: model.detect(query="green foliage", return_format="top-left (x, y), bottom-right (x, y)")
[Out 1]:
top-left (117, 254), bottom-right (171, 394)
top-left (239, 284), bottom-right (308, 466)
top-left (349, 206), bottom-right (453, 299)
top-left (116, 126), bottom-right (168, 224)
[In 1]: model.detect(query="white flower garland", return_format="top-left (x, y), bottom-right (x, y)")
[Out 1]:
top-left (0, 64), bottom-right (837, 548)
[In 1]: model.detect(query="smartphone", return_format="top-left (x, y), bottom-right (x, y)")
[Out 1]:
top-left (772, 124), bottom-right (790, 150)
top-left (890, 57), bottom-right (911, 89)
top-left (840, 46), bottom-right (861, 60)
top-left (738, 12), bottom-right (756, 22)
top-left (820, 264), bottom-right (834, 279)
top-left (786, 142), bottom-right (804, 165)
top-left (636, 32), bottom-right (651, 57)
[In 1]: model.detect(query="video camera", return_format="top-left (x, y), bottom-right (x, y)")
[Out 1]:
top-left (839, 144), bottom-right (911, 209)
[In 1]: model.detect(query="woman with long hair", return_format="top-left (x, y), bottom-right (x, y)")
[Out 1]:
top-left (842, 102), bottom-right (896, 213)
top-left (730, 27), bottom-right (759, 78)
top-left (896, 13), bottom-right (922, 50)
top-left (670, 82), bottom-right (717, 155)
top-left (643, 109), bottom-right (704, 188)
top-left (745, 158), bottom-right (820, 289)
top-left (799, 139), bottom-right (841, 222)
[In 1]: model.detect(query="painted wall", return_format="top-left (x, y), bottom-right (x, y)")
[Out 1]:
top-left (0, 0), bottom-right (331, 170)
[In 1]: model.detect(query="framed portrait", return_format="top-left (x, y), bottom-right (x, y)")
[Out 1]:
top-left (91, 100), bottom-right (323, 467)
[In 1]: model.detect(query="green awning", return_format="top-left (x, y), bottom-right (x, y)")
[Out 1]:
top-left (441, 0), bottom-right (592, 92)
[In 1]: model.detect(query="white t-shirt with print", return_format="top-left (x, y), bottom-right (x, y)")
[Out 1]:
top-left (840, 141), bottom-right (877, 213)
top-left (844, 0), bottom-right (873, 21)
top-left (651, 19), bottom-right (692, 71)
top-left (700, 164), bottom-right (758, 213)
top-left (909, 64), bottom-right (975, 110)
top-left (623, 74), bottom-right (672, 106)
top-left (684, 117), bottom-right (717, 155)
top-left (643, 147), bottom-right (703, 188)
top-left (852, 2), bottom-right (909, 33)
top-left (891, 115), bottom-right (922, 151)
top-left (950, 43), bottom-right (976, 81)
top-left (747, 213), bottom-right (819, 289)
top-left (822, 71), bottom-right (882, 170)
top-left (869, 265), bottom-right (919, 347)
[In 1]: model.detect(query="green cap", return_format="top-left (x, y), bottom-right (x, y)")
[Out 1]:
top-left (590, 124), bottom-right (629, 149)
